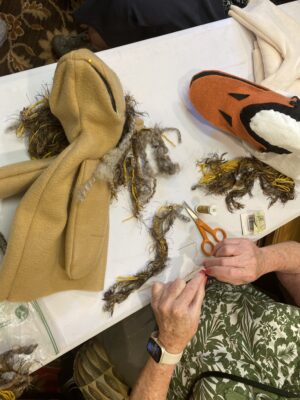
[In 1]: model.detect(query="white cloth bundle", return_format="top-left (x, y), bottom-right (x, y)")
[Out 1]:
top-left (228, 0), bottom-right (300, 182)
top-left (229, 0), bottom-right (300, 96)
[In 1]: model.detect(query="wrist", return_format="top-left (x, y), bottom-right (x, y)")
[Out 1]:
top-left (148, 356), bottom-right (177, 372)
top-left (147, 331), bottom-right (183, 365)
top-left (157, 334), bottom-right (186, 354)
top-left (260, 245), bottom-right (284, 274)
top-left (261, 242), bottom-right (299, 274)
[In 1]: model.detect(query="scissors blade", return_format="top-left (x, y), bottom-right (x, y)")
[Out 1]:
top-left (183, 201), bottom-right (198, 222)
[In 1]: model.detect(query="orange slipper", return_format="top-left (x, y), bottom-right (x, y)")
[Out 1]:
top-left (189, 70), bottom-right (300, 155)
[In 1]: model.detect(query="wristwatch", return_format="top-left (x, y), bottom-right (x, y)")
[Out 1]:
top-left (147, 331), bottom-right (183, 365)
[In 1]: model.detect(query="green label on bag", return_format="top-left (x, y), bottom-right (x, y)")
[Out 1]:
top-left (15, 304), bottom-right (29, 321)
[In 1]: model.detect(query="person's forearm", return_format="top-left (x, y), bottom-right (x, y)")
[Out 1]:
top-left (131, 274), bottom-right (206, 399)
top-left (130, 357), bottom-right (176, 400)
top-left (261, 241), bottom-right (300, 274)
top-left (261, 241), bottom-right (300, 305)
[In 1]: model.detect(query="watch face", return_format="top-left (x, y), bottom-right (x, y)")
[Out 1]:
top-left (147, 337), bottom-right (162, 363)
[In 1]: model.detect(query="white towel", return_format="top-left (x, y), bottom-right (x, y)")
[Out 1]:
top-left (229, 0), bottom-right (300, 96)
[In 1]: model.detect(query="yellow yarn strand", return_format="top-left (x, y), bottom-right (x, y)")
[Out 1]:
top-left (116, 276), bottom-right (139, 282)
top-left (197, 159), bottom-right (239, 173)
top-left (28, 129), bottom-right (39, 144)
top-left (0, 390), bottom-right (16, 400)
top-left (122, 215), bottom-right (135, 223)
top-left (130, 161), bottom-right (140, 211)
top-left (198, 159), bottom-right (240, 185)
top-left (122, 157), bottom-right (128, 184)
top-left (16, 96), bottom-right (50, 139)
top-left (42, 151), bottom-right (53, 159)
top-left (23, 98), bottom-right (47, 118)
top-left (272, 176), bottom-right (294, 192)
top-left (200, 172), bottom-right (218, 184)
top-left (221, 159), bottom-right (240, 171)
top-left (16, 123), bottom-right (25, 137)
top-left (162, 133), bottom-right (176, 147)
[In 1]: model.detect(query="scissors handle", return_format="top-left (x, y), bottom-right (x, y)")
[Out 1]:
top-left (201, 239), bottom-right (215, 257)
top-left (196, 221), bottom-right (227, 256)
top-left (211, 227), bottom-right (227, 242)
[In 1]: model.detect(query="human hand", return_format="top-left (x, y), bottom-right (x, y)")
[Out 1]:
top-left (203, 238), bottom-right (270, 285)
top-left (151, 272), bottom-right (206, 354)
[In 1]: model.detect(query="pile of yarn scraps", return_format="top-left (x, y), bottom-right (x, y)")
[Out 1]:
top-left (192, 153), bottom-right (295, 212)
top-left (0, 344), bottom-right (38, 399)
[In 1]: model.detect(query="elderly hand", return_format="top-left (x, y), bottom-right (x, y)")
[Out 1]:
top-left (203, 238), bottom-right (270, 285)
top-left (151, 272), bottom-right (206, 354)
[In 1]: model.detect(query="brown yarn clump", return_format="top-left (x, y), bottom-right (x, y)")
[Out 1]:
top-left (15, 92), bottom-right (68, 159)
top-left (192, 153), bottom-right (295, 212)
top-left (0, 344), bottom-right (38, 398)
top-left (103, 204), bottom-right (189, 314)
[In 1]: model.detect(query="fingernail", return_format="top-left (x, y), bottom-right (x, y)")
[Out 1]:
top-left (199, 269), bottom-right (208, 277)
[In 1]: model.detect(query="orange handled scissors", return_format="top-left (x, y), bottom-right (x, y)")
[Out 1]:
top-left (183, 202), bottom-right (227, 256)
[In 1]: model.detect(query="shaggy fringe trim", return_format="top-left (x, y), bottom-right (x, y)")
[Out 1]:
top-left (14, 91), bottom-right (68, 159)
top-left (103, 204), bottom-right (189, 314)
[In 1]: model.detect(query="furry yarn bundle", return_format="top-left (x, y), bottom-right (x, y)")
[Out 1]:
top-left (0, 49), bottom-right (126, 301)
top-left (192, 153), bottom-right (295, 212)
top-left (15, 92), bottom-right (68, 160)
top-left (103, 204), bottom-right (189, 314)
top-left (0, 345), bottom-right (38, 398)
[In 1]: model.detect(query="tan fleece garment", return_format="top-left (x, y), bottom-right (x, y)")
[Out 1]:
top-left (0, 49), bottom-right (126, 301)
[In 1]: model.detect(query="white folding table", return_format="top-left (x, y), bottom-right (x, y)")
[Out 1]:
top-left (0, 1), bottom-right (299, 366)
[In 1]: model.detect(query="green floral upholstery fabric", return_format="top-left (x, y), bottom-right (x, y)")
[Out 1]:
top-left (168, 280), bottom-right (300, 400)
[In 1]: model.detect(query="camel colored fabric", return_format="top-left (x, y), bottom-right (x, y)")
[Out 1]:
top-left (229, 0), bottom-right (300, 96)
top-left (0, 49), bottom-right (126, 301)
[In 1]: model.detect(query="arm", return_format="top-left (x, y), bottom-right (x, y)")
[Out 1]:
top-left (130, 272), bottom-right (207, 400)
top-left (203, 238), bottom-right (300, 306)
top-left (264, 241), bottom-right (300, 306)
top-left (130, 359), bottom-right (176, 400)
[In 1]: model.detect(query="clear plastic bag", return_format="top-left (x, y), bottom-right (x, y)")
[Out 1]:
top-left (0, 300), bottom-right (59, 368)
top-left (0, 300), bottom-right (60, 397)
